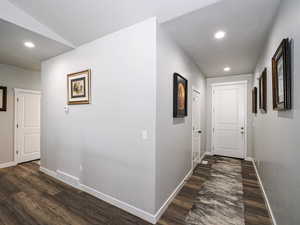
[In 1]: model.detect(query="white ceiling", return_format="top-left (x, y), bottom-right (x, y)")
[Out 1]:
top-left (1, 0), bottom-right (281, 75)
top-left (0, 19), bottom-right (72, 71)
top-left (8, 0), bottom-right (221, 46)
top-left (162, 0), bottom-right (281, 77)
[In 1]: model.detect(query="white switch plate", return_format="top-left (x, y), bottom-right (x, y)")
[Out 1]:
top-left (142, 130), bottom-right (148, 140)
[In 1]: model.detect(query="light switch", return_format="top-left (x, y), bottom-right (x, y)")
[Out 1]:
top-left (142, 130), bottom-right (148, 140)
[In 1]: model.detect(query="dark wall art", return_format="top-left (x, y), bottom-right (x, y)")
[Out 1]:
top-left (272, 38), bottom-right (292, 111)
top-left (0, 86), bottom-right (7, 112)
top-left (67, 70), bottom-right (91, 105)
top-left (252, 87), bottom-right (258, 114)
top-left (259, 68), bottom-right (267, 113)
top-left (173, 73), bottom-right (188, 118)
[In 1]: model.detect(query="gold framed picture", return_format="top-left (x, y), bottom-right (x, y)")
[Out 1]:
top-left (173, 73), bottom-right (188, 118)
top-left (67, 70), bottom-right (91, 105)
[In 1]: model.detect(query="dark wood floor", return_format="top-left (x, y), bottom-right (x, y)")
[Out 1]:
top-left (0, 156), bottom-right (272, 225)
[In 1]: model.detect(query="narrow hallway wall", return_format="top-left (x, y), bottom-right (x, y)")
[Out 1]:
top-left (253, 0), bottom-right (300, 224)
top-left (155, 26), bottom-right (206, 212)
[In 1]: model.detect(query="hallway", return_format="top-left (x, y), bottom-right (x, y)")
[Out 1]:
top-left (0, 156), bottom-right (271, 225)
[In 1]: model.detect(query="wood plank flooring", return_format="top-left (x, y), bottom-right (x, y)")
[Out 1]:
top-left (0, 156), bottom-right (272, 225)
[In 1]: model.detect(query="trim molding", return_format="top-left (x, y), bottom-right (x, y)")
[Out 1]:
top-left (57, 170), bottom-right (80, 188)
top-left (0, 161), bottom-right (17, 169)
top-left (205, 151), bottom-right (213, 156)
top-left (153, 169), bottom-right (193, 223)
top-left (40, 167), bottom-right (58, 178)
top-left (249, 159), bottom-right (277, 225)
top-left (80, 184), bottom-right (157, 223)
top-left (245, 156), bottom-right (253, 161)
top-left (39, 166), bottom-right (193, 224)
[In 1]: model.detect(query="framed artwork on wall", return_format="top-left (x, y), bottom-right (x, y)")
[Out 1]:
top-left (272, 38), bottom-right (292, 111)
top-left (252, 87), bottom-right (257, 114)
top-left (0, 86), bottom-right (7, 111)
top-left (173, 73), bottom-right (188, 118)
top-left (67, 69), bottom-right (91, 105)
top-left (259, 68), bottom-right (267, 113)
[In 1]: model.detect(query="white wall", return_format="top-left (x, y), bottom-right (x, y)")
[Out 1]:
top-left (0, 64), bottom-right (40, 164)
top-left (206, 74), bottom-right (253, 157)
top-left (155, 26), bottom-right (206, 211)
top-left (253, 0), bottom-right (300, 224)
top-left (41, 18), bottom-right (157, 214)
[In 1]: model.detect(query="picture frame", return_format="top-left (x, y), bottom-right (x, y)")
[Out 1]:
top-left (67, 70), bottom-right (91, 105)
top-left (173, 73), bottom-right (188, 118)
top-left (252, 87), bottom-right (257, 114)
top-left (259, 68), bottom-right (267, 113)
top-left (0, 86), bottom-right (7, 112)
top-left (272, 38), bottom-right (291, 111)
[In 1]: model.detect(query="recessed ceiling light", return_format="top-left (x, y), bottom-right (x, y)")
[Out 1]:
top-left (214, 31), bottom-right (226, 39)
top-left (224, 67), bottom-right (231, 72)
top-left (24, 41), bottom-right (35, 48)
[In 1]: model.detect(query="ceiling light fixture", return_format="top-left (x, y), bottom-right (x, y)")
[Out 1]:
top-left (224, 67), bottom-right (231, 72)
top-left (214, 31), bottom-right (226, 39)
top-left (24, 41), bottom-right (35, 48)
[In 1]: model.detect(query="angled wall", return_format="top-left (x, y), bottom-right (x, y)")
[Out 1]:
top-left (155, 26), bottom-right (206, 212)
top-left (41, 18), bottom-right (157, 215)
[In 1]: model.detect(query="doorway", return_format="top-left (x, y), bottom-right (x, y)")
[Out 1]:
top-left (14, 89), bottom-right (41, 164)
top-left (211, 81), bottom-right (247, 159)
top-left (192, 89), bottom-right (201, 168)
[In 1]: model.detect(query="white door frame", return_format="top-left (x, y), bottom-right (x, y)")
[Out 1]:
top-left (14, 88), bottom-right (41, 164)
top-left (192, 87), bottom-right (201, 168)
top-left (211, 81), bottom-right (248, 159)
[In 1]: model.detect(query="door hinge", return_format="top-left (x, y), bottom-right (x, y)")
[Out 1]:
top-left (17, 98), bottom-right (19, 102)
top-left (16, 124), bottom-right (19, 128)
top-left (16, 150), bottom-right (19, 155)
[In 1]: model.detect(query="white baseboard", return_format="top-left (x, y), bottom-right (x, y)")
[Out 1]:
top-left (245, 156), bottom-right (253, 161)
top-left (40, 167), bottom-right (157, 223)
top-left (0, 161), bottom-right (17, 169)
top-left (199, 152), bottom-right (207, 161)
top-left (153, 169), bottom-right (193, 223)
top-left (57, 170), bottom-right (80, 188)
top-left (205, 151), bottom-right (213, 156)
top-left (40, 167), bottom-right (58, 178)
top-left (39, 166), bottom-right (194, 224)
top-left (80, 184), bottom-right (156, 223)
top-left (249, 159), bottom-right (277, 225)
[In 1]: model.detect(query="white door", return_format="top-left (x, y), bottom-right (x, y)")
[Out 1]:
top-left (212, 82), bottom-right (247, 159)
top-left (192, 90), bottom-right (201, 168)
top-left (15, 89), bottom-right (41, 163)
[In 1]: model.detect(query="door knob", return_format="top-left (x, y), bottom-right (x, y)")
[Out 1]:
top-left (241, 127), bottom-right (244, 130)
top-left (198, 130), bottom-right (202, 134)
top-left (241, 131), bottom-right (244, 134)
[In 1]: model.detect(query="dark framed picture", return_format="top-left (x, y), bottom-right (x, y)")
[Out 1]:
top-left (252, 87), bottom-right (257, 114)
top-left (0, 86), bottom-right (7, 112)
top-left (173, 73), bottom-right (188, 118)
top-left (259, 68), bottom-right (267, 113)
top-left (272, 38), bottom-right (291, 111)
top-left (67, 70), bottom-right (91, 105)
